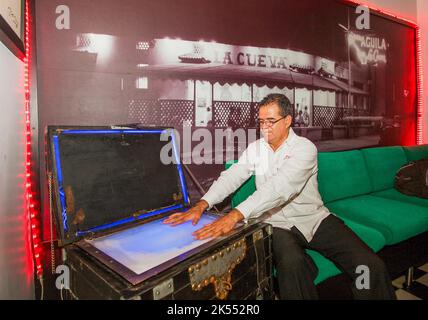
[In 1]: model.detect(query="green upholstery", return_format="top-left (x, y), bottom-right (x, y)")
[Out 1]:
top-left (327, 195), bottom-right (428, 245)
top-left (308, 216), bottom-right (386, 285)
top-left (224, 144), bottom-right (428, 286)
top-left (225, 160), bottom-right (255, 208)
top-left (404, 145), bottom-right (428, 161)
top-left (341, 217), bottom-right (386, 252)
top-left (307, 250), bottom-right (341, 285)
top-left (318, 150), bottom-right (372, 203)
top-left (361, 147), bottom-right (408, 192)
top-left (372, 188), bottom-right (428, 208)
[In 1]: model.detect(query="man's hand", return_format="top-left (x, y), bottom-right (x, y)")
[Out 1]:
top-left (163, 200), bottom-right (208, 226)
top-left (192, 209), bottom-right (244, 240)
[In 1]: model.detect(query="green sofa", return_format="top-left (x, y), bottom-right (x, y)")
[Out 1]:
top-left (225, 145), bottom-right (428, 287)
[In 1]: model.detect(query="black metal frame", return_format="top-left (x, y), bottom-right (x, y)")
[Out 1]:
top-left (76, 214), bottom-right (245, 286)
top-left (64, 221), bottom-right (273, 300)
top-left (46, 125), bottom-right (192, 245)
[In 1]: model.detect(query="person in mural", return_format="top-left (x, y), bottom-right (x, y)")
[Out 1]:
top-left (303, 106), bottom-right (310, 127)
top-left (295, 110), bottom-right (304, 127)
top-left (227, 106), bottom-right (243, 129)
top-left (164, 93), bottom-right (395, 300)
top-left (207, 120), bottom-right (214, 129)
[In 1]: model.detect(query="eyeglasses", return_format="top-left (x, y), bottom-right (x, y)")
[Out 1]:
top-left (257, 116), bottom-right (286, 127)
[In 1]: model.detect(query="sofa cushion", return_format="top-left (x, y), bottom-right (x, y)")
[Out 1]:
top-left (361, 146), bottom-right (408, 192)
top-left (404, 145), bottom-right (428, 162)
top-left (307, 216), bottom-right (386, 285)
top-left (326, 195), bottom-right (428, 245)
top-left (318, 150), bottom-right (372, 203)
top-left (341, 216), bottom-right (386, 252)
top-left (372, 188), bottom-right (428, 208)
top-left (307, 250), bottom-right (341, 285)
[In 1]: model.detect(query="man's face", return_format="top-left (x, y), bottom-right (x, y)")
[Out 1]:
top-left (258, 103), bottom-right (291, 145)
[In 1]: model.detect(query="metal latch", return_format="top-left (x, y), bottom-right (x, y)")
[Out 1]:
top-left (266, 224), bottom-right (273, 236)
top-left (153, 278), bottom-right (174, 300)
top-left (188, 238), bottom-right (246, 300)
top-left (252, 230), bottom-right (264, 243)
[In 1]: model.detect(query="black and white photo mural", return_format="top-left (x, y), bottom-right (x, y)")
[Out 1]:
top-left (36, 0), bottom-right (419, 238)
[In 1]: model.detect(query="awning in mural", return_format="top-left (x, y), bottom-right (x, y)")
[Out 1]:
top-left (290, 72), bottom-right (341, 92)
top-left (324, 77), bottom-right (369, 95)
top-left (140, 63), bottom-right (343, 92)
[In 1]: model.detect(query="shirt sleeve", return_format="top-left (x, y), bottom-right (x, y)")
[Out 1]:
top-left (201, 144), bottom-right (255, 209)
top-left (236, 140), bottom-right (317, 220)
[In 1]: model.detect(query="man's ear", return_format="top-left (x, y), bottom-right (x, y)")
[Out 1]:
top-left (285, 115), bottom-right (293, 128)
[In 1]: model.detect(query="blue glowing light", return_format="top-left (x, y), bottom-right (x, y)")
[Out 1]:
top-left (52, 128), bottom-right (191, 237)
top-left (77, 204), bottom-right (185, 236)
top-left (171, 131), bottom-right (189, 205)
top-left (53, 135), bottom-right (68, 232)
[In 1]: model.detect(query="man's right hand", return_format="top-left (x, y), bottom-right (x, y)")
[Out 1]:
top-left (163, 200), bottom-right (209, 226)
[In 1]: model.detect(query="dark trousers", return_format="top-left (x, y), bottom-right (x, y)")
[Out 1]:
top-left (273, 214), bottom-right (396, 300)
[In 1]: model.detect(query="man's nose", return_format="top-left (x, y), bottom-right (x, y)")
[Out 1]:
top-left (261, 128), bottom-right (272, 135)
top-left (259, 122), bottom-right (271, 129)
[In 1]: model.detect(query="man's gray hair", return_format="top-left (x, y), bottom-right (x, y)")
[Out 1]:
top-left (259, 93), bottom-right (293, 117)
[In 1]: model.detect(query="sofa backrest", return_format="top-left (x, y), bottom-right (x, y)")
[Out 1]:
top-left (225, 145), bottom-right (426, 208)
top-left (404, 145), bottom-right (428, 162)
top-left (317, 150), bottom-right (372, 203)
top-left (361, 146), bottom-right (408, 192)
top-left (226, 150), bottom-right (374, 207)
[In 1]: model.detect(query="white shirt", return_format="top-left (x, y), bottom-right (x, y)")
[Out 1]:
top-left (202, 128), bottom-right (330, 242)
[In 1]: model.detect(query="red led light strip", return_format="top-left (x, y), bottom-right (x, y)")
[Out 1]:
top-left (416, 26), bottom-right (424, 145)
top-left (343, 0), bottom-right (424, 145)
top-left (24, 0), bottom-right (43, 278)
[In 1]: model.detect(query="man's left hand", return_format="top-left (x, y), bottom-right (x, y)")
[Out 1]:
top-left (192, 209), bottom-right (244, 240)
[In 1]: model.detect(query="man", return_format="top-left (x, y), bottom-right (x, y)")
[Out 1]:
top-left (164, 94), bottom-right (395, 300)
top-left (295, 110), bottom-right (304, 127)
top-left (303, 106), bottom-right (310, 127)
